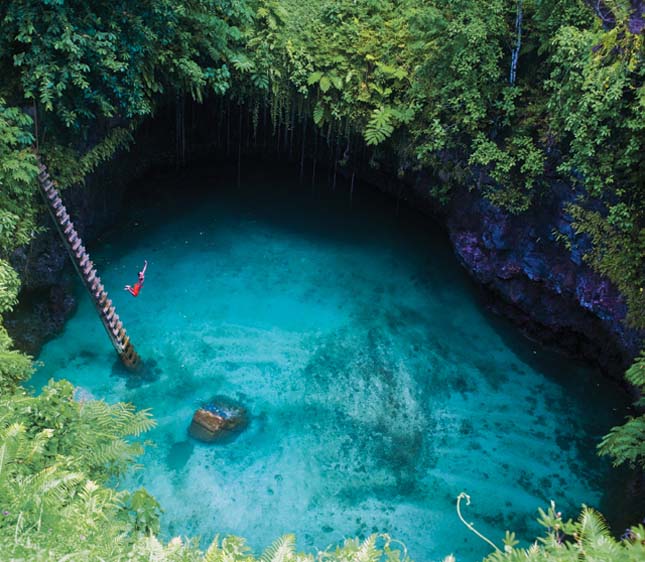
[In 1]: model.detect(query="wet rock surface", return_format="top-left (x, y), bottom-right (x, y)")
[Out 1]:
top-left (188, 396), bottom-right (248, 443)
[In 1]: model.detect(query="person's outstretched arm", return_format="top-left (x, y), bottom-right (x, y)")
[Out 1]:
top-left (141, 260), bottom-right (148, 275)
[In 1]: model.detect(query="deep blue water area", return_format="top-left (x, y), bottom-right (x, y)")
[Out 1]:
top-left (31, 161), bottom-right (631, 561)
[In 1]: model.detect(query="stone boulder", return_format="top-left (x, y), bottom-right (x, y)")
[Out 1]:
top-left (188, 396), bottom-right (248, 443)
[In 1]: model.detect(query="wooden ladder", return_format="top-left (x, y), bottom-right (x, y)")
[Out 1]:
top-left (36, 160), bottom-right (142, 371)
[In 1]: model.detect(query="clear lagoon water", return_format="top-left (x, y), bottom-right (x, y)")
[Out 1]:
top-left (31, 161), bottom-right (630, 561)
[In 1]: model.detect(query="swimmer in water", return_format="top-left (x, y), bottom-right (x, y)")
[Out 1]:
top-left (124, 260), bottom-right (147, 297)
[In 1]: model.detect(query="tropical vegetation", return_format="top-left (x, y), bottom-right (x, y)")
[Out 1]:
top-left (0, 0), bottom-right (643, 560)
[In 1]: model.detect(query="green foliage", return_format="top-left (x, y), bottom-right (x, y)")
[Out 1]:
top-left (0, 260), bottom-right (21, 316)
top-left (0, 382), bottom-right (165, 560)
top-left (42, 123), bottom-right (136, 190)
top-left (123, 488), bottom-right (163, 535)
top-left (0, 100), bottom-right (38, 255)
top-left (0, 326), bottom-right (32, 392)
top-left (480, 502), bottom-right (645, 562)
top-left (0, 100), bottom-right (37, 389)
top-left (598, 352), bottom-right (645, 469)
top-left (470, 134), bottom-right (545, 213)
top-left (17, 379), bottom-right (156, 479)
top-left (568, 205), bottom-right (645, 329)
top-left (365, 107), bottom-right (395, 146)
top-left (202, 533), bottom-right (411, 562)
top-left (0, 0), bottom-right (238, 127)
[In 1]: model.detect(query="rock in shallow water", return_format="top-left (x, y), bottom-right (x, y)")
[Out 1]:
top-left (188, 396), bottom-right (248, 443)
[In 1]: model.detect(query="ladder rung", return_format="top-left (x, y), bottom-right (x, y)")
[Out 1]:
top-left (47, 190), bottom-right (57, 200)
top-left (85, 266), bottom-right (95, 279)
top-left (75, 246), bottom-right (85, 259)
top-left (72, 239), bottom-right (81, 251)
top-left (52, 198), bottom-right (62, 210)
top-left (106, 307), bottom-right (115, 321)
top-left (63, 222), bottom-right (74, 235)
top-left (79, 255), bottom-right (89, 267)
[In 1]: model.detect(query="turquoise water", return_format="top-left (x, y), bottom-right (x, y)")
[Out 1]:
top-left (31, 162), bottom-right (629, 561)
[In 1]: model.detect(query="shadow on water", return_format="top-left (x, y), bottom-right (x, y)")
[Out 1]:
top-left (111, 357), bottom-right (161, 388)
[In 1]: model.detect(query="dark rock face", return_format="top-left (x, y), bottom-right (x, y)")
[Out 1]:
top-left (188, 397), bottom-right (248, 443)
top-left (4, 284), bottom-right (76, 356)
top-left (6, 177), bottom-right (127, 352)
top-left (6, 223), bottom-right (76, 354)
top-left (439, 178), bottom-right (642, 377)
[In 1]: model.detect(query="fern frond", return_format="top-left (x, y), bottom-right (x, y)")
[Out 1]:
top-left (260, 534), bottom-right (296, 562)
top-left (364, 107), bottom-right (394, 146)
top-left (625, 352), bottom-right (645, 389)
top-left (355, 535), bottom-right (380, 562)
top-left (313, 103), bottom-right (325, 126)
top-left (598, 414), bottom-right (645, 467)
top-left (577, 506), bottom-right (623, 560)
top-left (205, 535), bottom-right (253, 562)
top-left (230, 54), bottom-right (255, 73)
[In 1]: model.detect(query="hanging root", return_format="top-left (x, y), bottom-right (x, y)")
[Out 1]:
top-left (456, 493), bottom-right (501, 552)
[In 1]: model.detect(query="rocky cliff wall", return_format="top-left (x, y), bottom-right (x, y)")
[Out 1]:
top-left (440, 178), bottom-right (641, 377)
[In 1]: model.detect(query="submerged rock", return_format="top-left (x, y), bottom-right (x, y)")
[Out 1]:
top-left (188, 396), bottom-right (248, 443)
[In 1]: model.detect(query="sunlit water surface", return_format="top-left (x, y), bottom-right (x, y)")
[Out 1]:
top-left (32, 163), bottom-right (629, 561)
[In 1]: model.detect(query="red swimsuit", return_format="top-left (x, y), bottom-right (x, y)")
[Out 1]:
top-left (131, 281), bottom-right (142, 297)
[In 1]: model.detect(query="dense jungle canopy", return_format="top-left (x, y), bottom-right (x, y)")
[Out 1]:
top-left (0, 0), bottom-right (644, 560)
